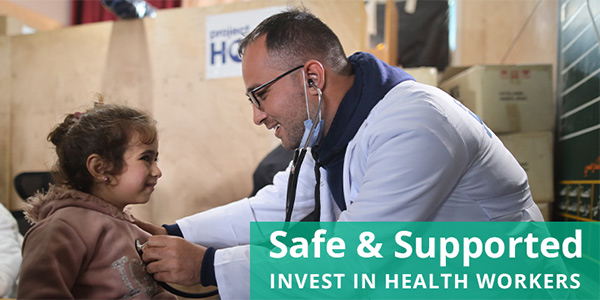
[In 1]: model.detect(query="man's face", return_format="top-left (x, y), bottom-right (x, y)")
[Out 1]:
top-left (241, 36), bottom-right (312, 150)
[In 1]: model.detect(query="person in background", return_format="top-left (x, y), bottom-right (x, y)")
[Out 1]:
top-left (18, 102), bottom-right (175, 299)
top-left (137, 8), bottom-right (543, 299)
top-left (250, 144), bottom-right (294, 197)
top-left (0, 203), bottom-right (22, 299)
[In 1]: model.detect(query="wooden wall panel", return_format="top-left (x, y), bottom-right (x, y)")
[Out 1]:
top-left (455, 0), bottom-right (557, 66)
top-left (0, 15), bottom-right (26, 36)
top-left (182, 0), bottom-right (239, 8)
top-left (180, 0), bottom-right (366, 58)
top-left (305, 0), bottom-right (366, 55)
top-left (146, 6), bottom-right (277, 224)
top-left (0, 0), bottom-right (62, 31)
top-left (0, 36), bottom-right (9, 208)
top-left (8, 1), bottom-right (366, 224)
top-left (10, 22), bottom-right (113, 209)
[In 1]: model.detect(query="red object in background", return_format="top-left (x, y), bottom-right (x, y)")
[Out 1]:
top-left (71, 0), bottom-right (181, 25)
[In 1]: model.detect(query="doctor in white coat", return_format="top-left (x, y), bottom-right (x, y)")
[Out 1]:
top-left (139, 8), bottom-right (544, 299)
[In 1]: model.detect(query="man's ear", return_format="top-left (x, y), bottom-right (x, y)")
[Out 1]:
top-left (305, 60), bottom-right (325, 95)
top-left (87, 154), bottom-right (109, 183)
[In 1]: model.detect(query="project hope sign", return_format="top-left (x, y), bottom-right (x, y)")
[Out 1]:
top-left (205, 6), bottom-right (285, 79)
top-left (249, 222), bottom-right (600, 299)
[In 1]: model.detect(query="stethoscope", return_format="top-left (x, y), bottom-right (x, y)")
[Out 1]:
top-left (285, 78), bottom-right (323, 222)
top-left (135, 239), bottom-right (219, 298)
top-left (132, 80), bottom-right (323, 298)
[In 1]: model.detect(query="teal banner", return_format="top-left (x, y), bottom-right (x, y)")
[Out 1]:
top-left (250, 222), bottom-right (599, 299)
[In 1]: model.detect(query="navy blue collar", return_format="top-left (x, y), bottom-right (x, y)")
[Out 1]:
top-left (312, 52), bottom-right (414, 210)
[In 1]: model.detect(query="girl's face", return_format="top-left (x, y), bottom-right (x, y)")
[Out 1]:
top-left (103, 133), bottom-right (161, 210)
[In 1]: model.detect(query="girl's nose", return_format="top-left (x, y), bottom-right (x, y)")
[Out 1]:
top-left (152, 164), bottom-right (162, 178)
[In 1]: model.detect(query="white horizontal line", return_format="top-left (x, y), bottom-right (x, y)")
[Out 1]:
top-left (561, 96), bottom-right (600, 119)
top-left (561, 12), bottom-right (600, 53)
top-left (562, 2), bottom-right (586, 32)
top-left (561, 68), bottom-right (600, 97)
top-left (561, 44), bottom-right (599, 75)
top-left (560, 124), bottom-right (600, 141)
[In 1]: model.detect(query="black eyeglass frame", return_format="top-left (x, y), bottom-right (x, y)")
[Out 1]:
top-left (246, 65), bottom-right (304, 109)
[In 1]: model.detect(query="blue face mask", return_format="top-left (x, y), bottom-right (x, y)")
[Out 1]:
top-left (300, 118), bottom-right (324, 148)
top-left (299, 71), bottom-right (324, 149)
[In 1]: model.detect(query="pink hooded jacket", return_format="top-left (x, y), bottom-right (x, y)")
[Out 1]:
top-left (17, 186), bottom-right (175, 299)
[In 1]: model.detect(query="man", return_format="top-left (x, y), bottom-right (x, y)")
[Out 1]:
top-left (139, 8), bottom-right (543, 299)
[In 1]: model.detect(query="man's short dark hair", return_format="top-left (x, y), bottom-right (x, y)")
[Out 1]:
top-left (238, 8), bottom-right (350, 74)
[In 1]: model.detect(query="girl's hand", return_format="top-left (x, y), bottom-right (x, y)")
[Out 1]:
top-left (133, 216), bottom-right (167, 235)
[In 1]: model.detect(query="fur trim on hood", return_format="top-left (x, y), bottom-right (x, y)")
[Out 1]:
top-left (24, 185), bottom-right (134, 225)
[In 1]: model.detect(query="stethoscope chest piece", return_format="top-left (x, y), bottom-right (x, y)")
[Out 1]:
top-left (134, 239), bottom-right (218, 298)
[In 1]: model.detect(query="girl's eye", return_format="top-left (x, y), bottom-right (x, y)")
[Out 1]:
top-left (140, 151), bottom-right (158, 163)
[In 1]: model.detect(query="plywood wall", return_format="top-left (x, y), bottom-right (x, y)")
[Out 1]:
top-left (454, 0), bottom-right (557, 66)
top-left (10, 22), bottom-right (113, 208)
top-left (0, 0), bottom-right (62, 31)
top-left (0, 35), bottom-right (9, 209)
top-left (7, 0), bottom-right (366, 224)
top-left (5, 0), bottom-right (70, 27)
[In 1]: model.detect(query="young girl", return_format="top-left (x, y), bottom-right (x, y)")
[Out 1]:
top-left (17, 103), bottom-right (176, 299)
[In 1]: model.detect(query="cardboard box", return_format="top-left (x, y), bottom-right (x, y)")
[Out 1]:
top-left (403, 67), bottom-right (438, 87)
top-left (439, 65), bottom-right (554, 134)
top-left (499, 131), bottom-right (554, 203)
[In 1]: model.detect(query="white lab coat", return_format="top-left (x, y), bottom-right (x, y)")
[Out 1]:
top-left (177, 81), bottom-right (543, 299)
top-left (0, 204), bottom-right (23, 298)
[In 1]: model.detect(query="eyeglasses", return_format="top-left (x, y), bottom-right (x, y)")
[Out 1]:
top-left (246, 65), bottom-right (304, 109)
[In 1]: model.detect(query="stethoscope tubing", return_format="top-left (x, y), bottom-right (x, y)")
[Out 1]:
top-left (134, 82), bottom-right (323, 298)
top-left (285, 82), bottom-right (323, 223)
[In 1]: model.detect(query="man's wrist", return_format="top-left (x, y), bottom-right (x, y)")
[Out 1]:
top-left (161, 224), bottom-right (216, 286)
top-left (162, 224), bottom-right (183, 237)
top-left (200, 247), bottom-right (217, 286)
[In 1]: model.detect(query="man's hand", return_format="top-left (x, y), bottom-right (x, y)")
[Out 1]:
top-left (142, 235), bottom-right (206, 286)
top-left (133, 217), bottom-right (167, 235)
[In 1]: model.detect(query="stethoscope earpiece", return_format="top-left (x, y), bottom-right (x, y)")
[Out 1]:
top-left (308, 79), bottom-right (322, 95)
top-left (286, 74), bottom-right (323, 223)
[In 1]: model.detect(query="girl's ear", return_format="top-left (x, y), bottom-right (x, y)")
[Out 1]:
top-left (87, 154), bottom-right (109, 183)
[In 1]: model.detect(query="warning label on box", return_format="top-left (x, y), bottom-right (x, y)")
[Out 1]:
top-left (499, 91), bottom-right (527, 101)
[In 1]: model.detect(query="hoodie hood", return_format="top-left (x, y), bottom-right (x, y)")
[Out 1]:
top-left (24, 185), bottom-right (134, 225)
top-left (313, 52), bottom-right (414, 210)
